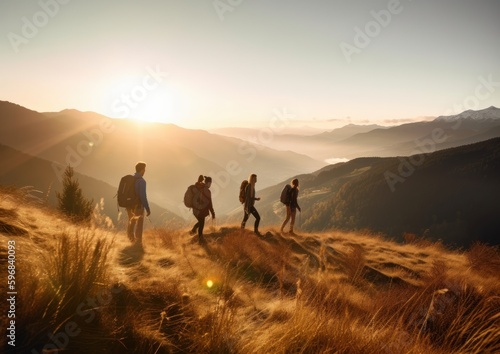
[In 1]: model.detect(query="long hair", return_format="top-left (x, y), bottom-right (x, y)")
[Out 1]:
top-left (291, 178), bottom-right (299, 190)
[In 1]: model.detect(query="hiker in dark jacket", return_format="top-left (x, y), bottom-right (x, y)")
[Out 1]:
top-left (280, 178), bottom-right (301, 234)
top-left (189, 175), bottom-right (204, 235)
top-left (191, 175), bottom-right (215, 244)
top-left (127, 162), bottom-right (151, 246)
top-left (241, 173), bottom-right (261, 236)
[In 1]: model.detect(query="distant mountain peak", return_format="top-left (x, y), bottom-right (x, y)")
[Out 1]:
top-left (435, 106), bottom-right (500, 122)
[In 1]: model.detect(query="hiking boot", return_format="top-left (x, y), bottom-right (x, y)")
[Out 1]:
top-left (190, 225), bottom-right (198, 236)
top-left (198, 236), bottom-right (207, 244)
top-left (254, 230), bottom-right (262, 237)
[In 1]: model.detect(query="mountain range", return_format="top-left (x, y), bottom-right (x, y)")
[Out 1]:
top-left (214, 106), bottom-right (500, 162)
top-left (238, 137), bottom-right (500, 247)
top-left (1, 100), bottom-right (499, 246)
top-left (0, 101), bottom-right (326, 219)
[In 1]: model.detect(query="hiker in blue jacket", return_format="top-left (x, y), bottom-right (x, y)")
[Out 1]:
top-left (241, 173), bottom-right (261, 236)
top-left (127, 162), bottom-right (151, 246)
top-left (280, 178), bottom-right (301, 234)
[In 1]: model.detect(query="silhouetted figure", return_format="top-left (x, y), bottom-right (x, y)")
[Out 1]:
top-left (191, 175), bottom-right (215, 244)
top-left (241, 173), bottom-right (261, 236)
top-left (281, 178), bottom-right (301, 234)
top-left (126, 162), bottom-right (151, 247)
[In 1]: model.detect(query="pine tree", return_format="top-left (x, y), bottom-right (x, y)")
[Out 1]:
top-left (57, 165), bottom-right (93, 223)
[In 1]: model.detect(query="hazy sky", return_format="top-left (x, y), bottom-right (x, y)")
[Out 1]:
top-left (1, 0), bottom-right (499, 129)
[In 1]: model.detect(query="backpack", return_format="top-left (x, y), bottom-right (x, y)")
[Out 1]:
top-left (280, 184), bottom-right (292, 204)
top-left (184, 185), bottom-right (197, 208)
top-left (117, 175), bottom-right (139, 208)
top-left (239, 180), bottom-right (249, 204)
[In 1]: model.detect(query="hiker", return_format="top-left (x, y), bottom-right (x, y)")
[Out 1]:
top-left (126, 162), bottom-right (151, 246)
top-left (241, 173), bottom-right (261, 236)
top-left (281, 178), bottom-right (301, 234)
top-left (190, 175), bottom-right (215, 243)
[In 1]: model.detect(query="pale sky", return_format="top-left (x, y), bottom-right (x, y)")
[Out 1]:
top-left (1, 0), bottom-right (499, 129)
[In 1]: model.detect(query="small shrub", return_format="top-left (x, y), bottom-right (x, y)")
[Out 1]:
top-left (57, 165), bottom-right (93, 223)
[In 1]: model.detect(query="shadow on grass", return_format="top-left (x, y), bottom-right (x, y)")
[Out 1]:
top-left (118, 243), bottom-right (144, 266)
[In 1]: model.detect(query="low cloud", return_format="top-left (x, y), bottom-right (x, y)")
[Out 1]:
top-left (383, 117), bottom-right (434, 124)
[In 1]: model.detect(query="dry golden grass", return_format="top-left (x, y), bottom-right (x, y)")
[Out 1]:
top-left (1, 186), bottom-right (499, 353)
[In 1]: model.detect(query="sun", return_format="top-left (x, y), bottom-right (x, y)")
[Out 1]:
top-left (105, 75), bottom-right (187, 125)
top-left (131, 88), bottom-right (174, 124)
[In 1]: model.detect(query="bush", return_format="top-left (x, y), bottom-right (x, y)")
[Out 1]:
top-left (57, 165), bottom-right (93, 223)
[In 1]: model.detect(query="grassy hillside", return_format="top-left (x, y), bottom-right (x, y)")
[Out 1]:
top-left (1, 186), bottom-right (499, 353)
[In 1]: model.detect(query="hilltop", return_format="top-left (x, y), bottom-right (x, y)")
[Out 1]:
top-left (1, 186), bottom-right (499, 353)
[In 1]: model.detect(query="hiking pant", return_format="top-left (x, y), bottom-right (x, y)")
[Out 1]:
top-left (241, 206), bottom-right (260, 232)
top-left (281, 205), bottom-right (297, 232)
top-left (127, 206), bottom-right (144, 245)
top-left (192, 214), bottom-right (206, 239)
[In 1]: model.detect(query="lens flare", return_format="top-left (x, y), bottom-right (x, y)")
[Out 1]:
top-left (206, 280), bottom-right (213, 288)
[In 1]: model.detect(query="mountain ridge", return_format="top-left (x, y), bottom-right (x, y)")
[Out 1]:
top-left (0, 100), bottom-right (326, 217)
top-left (244, 137), bottom-right (500, 247)
top-left (435, 106), bottom-right (500, 122)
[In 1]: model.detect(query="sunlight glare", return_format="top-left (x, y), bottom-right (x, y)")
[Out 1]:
top-left (133, 87), bottom-right (174, 124)
top-left (104, 75), bottom-right (188, 125)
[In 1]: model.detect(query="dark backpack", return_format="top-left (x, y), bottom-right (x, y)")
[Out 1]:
top-left (117, 175), bottom-right (139, 208)
top-left (280, 184), bottom-right (292, 204)
top-left (184, 185), bottom-right (196, 208)
top-left (239, 180), bottom-right (249, 204)
top-left (184, 185), bottom-right (203, 209)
